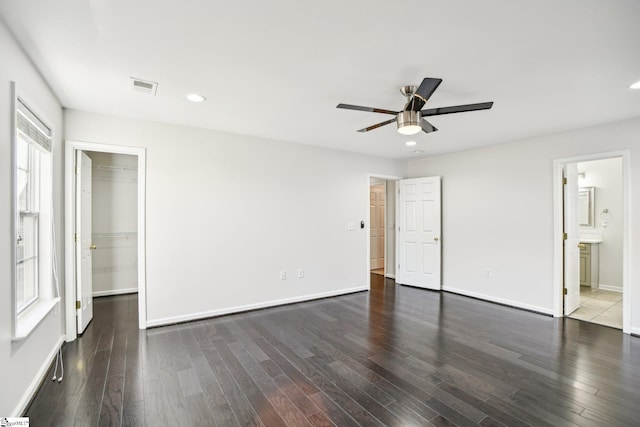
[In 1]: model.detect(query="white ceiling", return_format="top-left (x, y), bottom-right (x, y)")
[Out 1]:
top-left (1, 0), bottom-right (639, 159)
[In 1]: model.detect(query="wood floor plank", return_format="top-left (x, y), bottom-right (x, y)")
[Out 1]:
top-left (122, 399), bottom-right (145, 427)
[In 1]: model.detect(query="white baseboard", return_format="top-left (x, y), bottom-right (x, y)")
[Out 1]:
top-left (598, 284), bottom-right (622, 292)
top-left (631, 327), bottom-right (640, 337)
top-left (146, 286), bottom-right (368, 328)
top-left (13, 335), bottom-right (65, 417)
top-left (443, 286), bottom-right (554, 316)
top-left (385, 274), bottom-right (396, 279)
top-left (93, 288), bottom-right (138, 297)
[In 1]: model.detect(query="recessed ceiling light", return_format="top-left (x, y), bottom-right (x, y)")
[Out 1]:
top-left (413, 150), bottom-right (424, 155)
top-left (405, 141), bottom-right (417, 147)
top-left (630, 81), bottom-right (640, 90)
top-left (186, 93), bottom-right (206, 102)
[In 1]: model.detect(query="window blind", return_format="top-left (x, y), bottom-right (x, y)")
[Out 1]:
top-left (17, 98), bottom-right (51, 152)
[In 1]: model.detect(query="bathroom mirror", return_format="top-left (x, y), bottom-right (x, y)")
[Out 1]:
top-left (578, 187), bottom-right (595, 227)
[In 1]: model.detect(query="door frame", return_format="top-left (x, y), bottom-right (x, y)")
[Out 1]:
top-left (366, 173), bottom-right (402, 290)
top-left (552, 150), bottom-right (630, 333)
top-left (65, 140), bottom-right (147, 341)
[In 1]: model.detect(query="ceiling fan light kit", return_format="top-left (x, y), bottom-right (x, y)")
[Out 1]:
top-left (397, 110), bottom-right (422, 135)
top-left (337, 77), bottom-right (493, 136)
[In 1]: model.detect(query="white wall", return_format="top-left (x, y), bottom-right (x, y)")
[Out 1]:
top-left (65, 110), bottom-right (406, 325)
top-left (578, 158), bottom-right (623, 289)
top-left (0, 22), bottom-right (65, 416)
top-left (408, 117), bottom-right (640, 333)
top-left (87, 151), bottom-right (138, 296)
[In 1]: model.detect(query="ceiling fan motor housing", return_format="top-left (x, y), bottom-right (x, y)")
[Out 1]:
top-left (397, 110), bottom-right (421, 134)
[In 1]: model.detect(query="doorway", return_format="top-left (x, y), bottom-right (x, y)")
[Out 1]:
top-left (567, 158), bottom-right (623, 328)
top-left (65, 141), bottom-right (147, 341)
top-left (85, 151), bottom-right (139, 298)
top-left (369, 179), bottom-right (386, 277)
top-left (553, 151), bottom-right (630, 333)
top-left (366, 174), bottom-right (401, 290)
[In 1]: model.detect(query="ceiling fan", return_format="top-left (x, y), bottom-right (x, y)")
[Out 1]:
top-left (337, 77), bottom-right (493, 135)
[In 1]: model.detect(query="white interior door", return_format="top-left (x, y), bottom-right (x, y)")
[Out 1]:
top-left (76, 151), bottom-right (94, 333)
top-left (370, 184), bottom-right (385, 270)
top-left (397, 176), bottom-right (441, 289)
top-left (564, 164), bottom-right (580, 314)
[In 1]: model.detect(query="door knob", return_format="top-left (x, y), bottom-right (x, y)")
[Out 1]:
top-left (434, 237), bottom-right (439, 242)
top-left (90, 245), bottom-right (97, 250)
top-left (578, 243), bottom-right (586, 250)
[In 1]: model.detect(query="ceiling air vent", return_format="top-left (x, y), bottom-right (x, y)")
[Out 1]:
top-left (130, 77), bottom-right (158, 96)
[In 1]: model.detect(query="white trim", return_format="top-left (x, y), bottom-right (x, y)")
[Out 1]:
top-left (366, 173), bottom-right (403, 291)
top-left (12, 298), bottom-right (61, 341)
top-left (598, 284), bottom-right (622, 293)
top-left (552, 150), bottom-right (631, 334)
top-left (443, 286), bottom-right (554, 316)
top-left (631, 327), bottom-right (640, 337)
top-left (65, 140), bottom-right (147, 342)
top-left (93, 288), bottom-right (138, 297)
top-left (146, 286), bottom-right (367, 328)
top-left (10, 82), bottom-right (18, 339)
top-left (385, 273), bottom-right (396, 279)
top-left (12, 335), bottom-right (65, 417)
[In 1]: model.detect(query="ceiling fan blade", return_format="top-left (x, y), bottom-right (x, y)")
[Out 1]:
top-left (421, 119), bottom-right (438, 134)
top-left (337, 103), bottom-right (398, 115)
top-left (407, 78), bottom-right (443, 111)
top-left (356, 117), bottom-right (397, 132)
top-left (420, 102), bottom-right (494, 117)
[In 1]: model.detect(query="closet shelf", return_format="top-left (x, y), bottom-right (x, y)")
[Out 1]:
top-left (92, 232), bottom-right (137, 239)
top-left (93, 164), bottom-right (138, 172)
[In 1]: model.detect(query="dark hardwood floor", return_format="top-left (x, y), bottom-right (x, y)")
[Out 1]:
top-left (26, 276), bottom-right (640, 426)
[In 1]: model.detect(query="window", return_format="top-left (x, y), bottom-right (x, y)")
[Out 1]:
top-left (16, 137), bottom-right (41, 313)
top-left (13, 93), bottom-right (56, 338)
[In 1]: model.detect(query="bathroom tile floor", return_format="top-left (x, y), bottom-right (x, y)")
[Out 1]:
top-left (568, 286), bottom-right (623, 329)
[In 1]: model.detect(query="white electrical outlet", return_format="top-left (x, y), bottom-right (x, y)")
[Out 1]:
top-left (298, 268), bottom-right (304, 278)
top-left (280, 271), bottom-right (286, 280)
top-left (485, 268), bottom-right (492, 278)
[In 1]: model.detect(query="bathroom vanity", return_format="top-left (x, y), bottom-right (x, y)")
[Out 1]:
top-left (579, 239), bottom-right (600, 288)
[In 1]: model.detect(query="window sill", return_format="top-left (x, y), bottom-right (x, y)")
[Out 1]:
top-left (13, 297), bottom-right (60, 341)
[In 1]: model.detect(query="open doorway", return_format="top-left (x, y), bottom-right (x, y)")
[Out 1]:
top-left (567, 158), bottom-right (623, 328)
top-left (369, 179), bottom-right (386, 277)
top-left (553, 150), bottom-right (630, 333)
top-left (85, 151), bottom-right (139, 298)
top-left (366, 174), bottom-right (401, 290)
top-left (65, 141), bottom-right (147, 341)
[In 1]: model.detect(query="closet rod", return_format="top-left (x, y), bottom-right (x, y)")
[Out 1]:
top-left (93, 164), bottom-right (138, 172)
top-left (92, 232), bottom-right (138, 238)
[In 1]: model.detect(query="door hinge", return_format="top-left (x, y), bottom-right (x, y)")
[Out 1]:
top-left (562, 177), bottom-right (567, 185)
top-left (76, 300), bottom-right (81, 309)
top-left (563, 233), bottom-right (568, 240)
top-left (74, 233), bottom-right (79, 242)
top-left (563, 288), bottom-right (568, 295)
